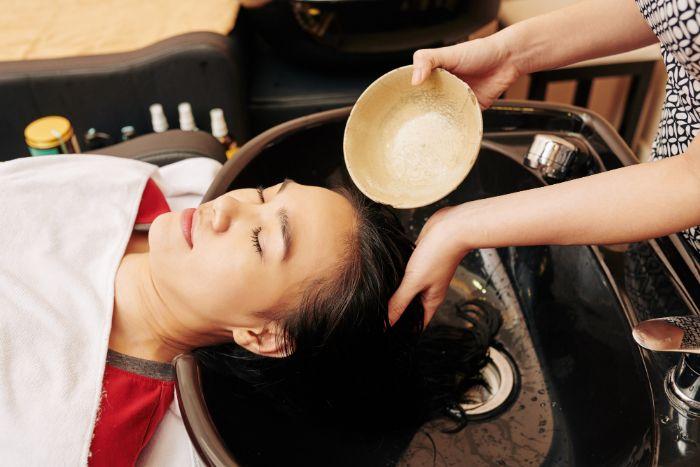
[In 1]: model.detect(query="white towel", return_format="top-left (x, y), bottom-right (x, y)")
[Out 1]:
top-left (0, 155), bottom-right (218, 466)
top-left (154, 157), bottom-right (222, 211)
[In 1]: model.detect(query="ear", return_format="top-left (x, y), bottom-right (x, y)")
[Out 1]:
top-left (231, 322), bottom-right (289, 358)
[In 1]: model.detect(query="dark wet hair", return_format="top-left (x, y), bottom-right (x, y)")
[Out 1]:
top-left (194, 186), bottom-right (499, 433)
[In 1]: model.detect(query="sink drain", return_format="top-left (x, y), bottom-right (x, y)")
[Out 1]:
top-left (461, 347), bottom-right (518, 419)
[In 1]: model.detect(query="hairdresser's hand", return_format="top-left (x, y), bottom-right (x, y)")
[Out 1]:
top-left (389, 206), bottom-right (470, 326)
top-left (412, 36), bottom-right (521, 110)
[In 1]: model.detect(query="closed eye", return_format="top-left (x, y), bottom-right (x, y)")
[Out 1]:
top-left (256, 186), bottom-right (265, 203)
top-left (251, 226), bottom-right (263, 255)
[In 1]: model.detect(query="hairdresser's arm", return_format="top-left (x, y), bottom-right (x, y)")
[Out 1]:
top-left (412, 0), bottom-right (658, 107)
top-left (503, 0), bottom-right (657, 74)
top-left (389, 138), bottom-right (700, 325)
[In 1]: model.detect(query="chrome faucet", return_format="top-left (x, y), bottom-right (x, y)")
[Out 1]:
top-left (524, 134), bottom-right (590, 181)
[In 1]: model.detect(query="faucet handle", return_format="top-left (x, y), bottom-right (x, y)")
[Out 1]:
top-left (524, 134), bottom-right (590, 181)
top-left (632, 316), bottom-right (700, 353)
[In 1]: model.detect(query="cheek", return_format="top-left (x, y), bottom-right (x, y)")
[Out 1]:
top-left (196, 234), bottom-right (244, 275)
top-left (195, 245), bottom-right (290, 318)
top-left (186, 238), bottom-right (261, 311)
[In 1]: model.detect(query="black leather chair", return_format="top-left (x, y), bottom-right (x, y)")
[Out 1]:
top-left (0, 32), bottom-right (249, 161)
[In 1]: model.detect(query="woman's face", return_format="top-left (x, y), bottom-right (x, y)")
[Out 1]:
top-left (148, 180), bottom-right (356, 333)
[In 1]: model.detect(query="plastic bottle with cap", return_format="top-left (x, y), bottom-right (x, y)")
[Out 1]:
top-left (210, 108), bottom-right (239, 159)
top-left (149, 104), bottom-right (169, 133)
top-left (178, 102), bottom-right (198, 131)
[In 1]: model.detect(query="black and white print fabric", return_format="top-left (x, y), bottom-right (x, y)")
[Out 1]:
top-left (636, 0), bottom-right (700, 256)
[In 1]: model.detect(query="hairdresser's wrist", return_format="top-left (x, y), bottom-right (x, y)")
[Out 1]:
top-left (443, 200), bottom-right (493, 254)
top-left (431, 203), bottom-right (476, 257)
top-left (496, 15), bottom-right (556, 77)
top-left (496, 25), bottom-right (533, 76)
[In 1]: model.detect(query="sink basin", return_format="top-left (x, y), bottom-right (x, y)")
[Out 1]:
top-left (177, 102), bottom-right (700, 466)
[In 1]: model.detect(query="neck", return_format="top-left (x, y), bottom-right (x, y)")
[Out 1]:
top-left (111, 251), bottom-right (217, 363)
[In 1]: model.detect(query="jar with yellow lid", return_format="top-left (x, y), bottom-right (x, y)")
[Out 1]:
top-left (24, 116), bottom-right (80, 156)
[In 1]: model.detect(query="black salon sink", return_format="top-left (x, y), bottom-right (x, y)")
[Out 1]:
top-left (178, 102), bottom-right (700, 466)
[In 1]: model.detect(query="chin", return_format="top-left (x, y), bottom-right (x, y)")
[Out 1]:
top-left (147, 213), bottom-right (190, 293)
top-left (148, 212), bottom-right (179, 253)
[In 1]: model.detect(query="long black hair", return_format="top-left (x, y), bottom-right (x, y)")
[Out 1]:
top-left (194, 186), bottom-right (500, 464)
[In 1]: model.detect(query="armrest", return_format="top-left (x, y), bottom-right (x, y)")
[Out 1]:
top-left (88, 130), bottom-right (227, 167)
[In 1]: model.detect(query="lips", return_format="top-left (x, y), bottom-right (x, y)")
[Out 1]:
top-left (181, 208), bottom-right (196, 248)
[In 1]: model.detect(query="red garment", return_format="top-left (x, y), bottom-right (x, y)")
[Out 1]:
top-left (89, 366), bottom-right (175, 466)
top-left (134, 178), bottom-right (171, 226)
top-left (89, 178), bottom-right (173, 466)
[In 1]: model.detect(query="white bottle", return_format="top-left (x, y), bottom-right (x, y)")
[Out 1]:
top-left (210, 108), bottom-right (239, 159)
top-left (149, 104), bottom-right (169, 133)
top-left (209, 108), bottom-right (228, 140)
top-left (178, 102), bottom-right (198, 131)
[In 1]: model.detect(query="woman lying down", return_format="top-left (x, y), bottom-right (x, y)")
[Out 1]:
top-left (0, 155), bottom-right (497, 466)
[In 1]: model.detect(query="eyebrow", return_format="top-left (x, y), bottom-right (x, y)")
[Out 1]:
top-left (278, 208), bottom-right (292, 262)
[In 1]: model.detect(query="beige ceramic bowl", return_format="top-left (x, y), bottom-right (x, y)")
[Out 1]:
top-left (344, 65), bottom-right (483, 208)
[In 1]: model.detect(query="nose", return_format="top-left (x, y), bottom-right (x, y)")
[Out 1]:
top-left (211, 195), bottom-right (240, 233)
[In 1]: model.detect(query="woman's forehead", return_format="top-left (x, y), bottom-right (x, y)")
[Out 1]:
top-left (281, 183), bottom-right (354, 232)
